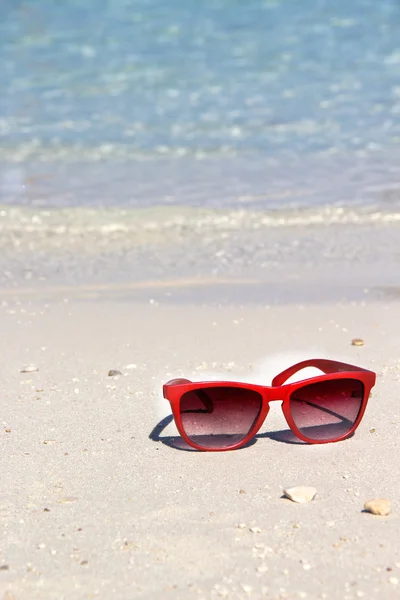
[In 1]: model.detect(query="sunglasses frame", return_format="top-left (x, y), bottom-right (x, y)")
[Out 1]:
top-left (163, 359), bottom-right (376, 451)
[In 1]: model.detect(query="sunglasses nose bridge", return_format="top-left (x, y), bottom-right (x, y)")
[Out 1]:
top-left (263, 387), bottom-right (287, 403)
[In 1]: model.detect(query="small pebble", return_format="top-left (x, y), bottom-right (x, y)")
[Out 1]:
top-left (0, 565), bottom-right (9, 570)
top-left (4, 428), bottom-right (11, 433)
top-left (249, 526), bottom-right (262, 533)
top-left (351, 338), bottom-right (364, 346)
top-left (57, 496), bottom-right (78, 504)
top-left (363, 499), bottom-right (391, 516)
top-left (283, 486), bottom-right (317, 504)
top-left (370, 428), bottom-right (376, 433)
top-left (257, 564), bottom-right (268, 573)
top-left (21, 364), bottom-right (39, 373)
top-left (239, 489), bottom-right (246, 494)
top-left (108, 369), bottom-right (122, 377)
top-left (43, 440), bottom-right (56, 445)
top-left (241, 584), bottom-right (252, 594)
top-left (325, 521), bottom-right (336, 527)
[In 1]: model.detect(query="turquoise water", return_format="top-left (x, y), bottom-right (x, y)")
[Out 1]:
top-left (1, 0), bottom-right (400, 210)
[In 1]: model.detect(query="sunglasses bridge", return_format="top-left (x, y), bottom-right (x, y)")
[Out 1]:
top-left (260, 386), bottom-right (287, 403)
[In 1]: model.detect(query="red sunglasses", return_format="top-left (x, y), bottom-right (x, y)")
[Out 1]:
top-left (162, 359), bottom-right (376, 451)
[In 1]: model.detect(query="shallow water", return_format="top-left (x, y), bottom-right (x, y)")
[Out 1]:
top-left (1, 0), bottom-right (400, 210)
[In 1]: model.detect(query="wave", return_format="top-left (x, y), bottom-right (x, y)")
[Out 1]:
top-left (0, 204), bottom-right (399, 239)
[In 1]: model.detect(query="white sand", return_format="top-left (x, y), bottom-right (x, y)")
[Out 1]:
top-left (1, 296), bottom-right (400, 600)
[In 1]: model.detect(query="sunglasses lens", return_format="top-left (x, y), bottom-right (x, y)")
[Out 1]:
top-left (289, 379), bottom-right (364, 441)
top-left (179, 387), bottom-right (262, 449)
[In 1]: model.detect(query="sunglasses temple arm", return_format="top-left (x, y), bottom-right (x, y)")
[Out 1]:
top-left (176, 390), bottom-right (214, 414)
top-left (195, 390), bottom-right (214, 412)
top-left (271, 359), bottom-right (369, 386)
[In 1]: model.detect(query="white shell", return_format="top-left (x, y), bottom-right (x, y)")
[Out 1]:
top-left (283, 486), bottom-right (317, 504)
top-left (20, 364), bottom-right (39, 373)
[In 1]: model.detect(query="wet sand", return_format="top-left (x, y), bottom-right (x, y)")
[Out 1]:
top-left (0, 204), bottom-right (399, 304)
top-left (1, 295), bottom-right (400, 600)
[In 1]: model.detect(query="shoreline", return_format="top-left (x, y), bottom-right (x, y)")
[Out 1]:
top-left (0, 208), bottom-right (398, 305)
top-left (1, 202), bottom-right (400, 234)
top-left (2, 145), bottom-right (400, 212)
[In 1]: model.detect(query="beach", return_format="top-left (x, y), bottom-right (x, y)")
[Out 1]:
top-left (2, 0), bottom-right (400, 597)
top-left (1, 248), bottom-right (400, 599)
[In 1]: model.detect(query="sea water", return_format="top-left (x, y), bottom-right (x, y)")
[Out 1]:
top-left (1, 0), bottom-right (400, 215)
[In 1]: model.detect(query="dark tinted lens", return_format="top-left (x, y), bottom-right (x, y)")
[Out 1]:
top-left (290, 379), bottom-right (364, 441)
top-left (179, 386), bottom-right (262, 449)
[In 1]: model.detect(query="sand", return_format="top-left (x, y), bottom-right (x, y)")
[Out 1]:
top-left (1, 291), bottom-right (400, 600)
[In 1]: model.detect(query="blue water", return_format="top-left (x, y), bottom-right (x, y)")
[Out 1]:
top-left (1, 0), bottom-right (400, 210)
